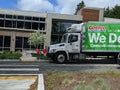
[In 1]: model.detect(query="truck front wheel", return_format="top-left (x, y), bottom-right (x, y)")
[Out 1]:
top-left (54, 52), bottom-right (67, 64)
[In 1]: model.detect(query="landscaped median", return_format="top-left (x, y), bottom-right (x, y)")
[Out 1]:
top-left (44, 71), bottom-right (120, 90)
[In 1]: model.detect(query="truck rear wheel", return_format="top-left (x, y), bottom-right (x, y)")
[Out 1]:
top-left (117, 53), bottom-right (120, 65)
top-left (54, 52), bottom-right (67, 64)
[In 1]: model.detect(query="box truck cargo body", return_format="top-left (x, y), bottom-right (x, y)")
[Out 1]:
top-left (84, 23), bottom-right (120, 52)
top-left (47, 22), bottom-right (120, 64)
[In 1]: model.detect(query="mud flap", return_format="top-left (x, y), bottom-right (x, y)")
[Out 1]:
top-left (117, 53), bottom-right (120, 65)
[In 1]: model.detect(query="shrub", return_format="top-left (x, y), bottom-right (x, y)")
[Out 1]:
top-left (62, 79), bottom-right (72, 86)
top-left (85, 85), bottom-right (94, 90)
top-left (32, 53), bottom-right (49, 60)
top-left (0, 51), bottom-right (22, 59)
top-left (73, 85), bottom-right (84, 90)
top-left (101, 83), bottom-right (107, 90)
top-left (0, 52), bottom-right (5, 59)
top-left (73, 85), bottom-right (94, 90)
top-left (94, 78), bottom-right (104, 85)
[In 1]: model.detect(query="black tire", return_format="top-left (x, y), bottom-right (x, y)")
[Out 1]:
top-left (54, 52), bottom-right (67, 64)
top-left (117, 54), bottom-right (120, 65)
top-left (117, 59), bottom-right (120, 65)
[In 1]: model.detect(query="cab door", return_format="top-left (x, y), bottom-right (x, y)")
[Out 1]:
top-left (67, 33), bottom-right (80, 53)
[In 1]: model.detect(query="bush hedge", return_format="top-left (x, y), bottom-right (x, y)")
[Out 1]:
top-left (32, 53), bottom-right (49, 60)
top-left (0, 51), bottom-right (22, 59)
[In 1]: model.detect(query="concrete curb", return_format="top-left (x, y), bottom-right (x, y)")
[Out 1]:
top-left (0, 74), bottom-right (38, 76)
top-left (37, 74), bottom-right (44, 90)
top-left (0, 59), bottom-right (49, 62)
top-left (0, 59), bottom-right (19, 61)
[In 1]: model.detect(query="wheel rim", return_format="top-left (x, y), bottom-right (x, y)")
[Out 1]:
top-left (57, 54), bottom-right (65, 63)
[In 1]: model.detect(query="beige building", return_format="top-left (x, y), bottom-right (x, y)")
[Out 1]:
top-left (0, 8), bottom-right (82, 51)
top-left (104, 17), bottom-right (120, 22)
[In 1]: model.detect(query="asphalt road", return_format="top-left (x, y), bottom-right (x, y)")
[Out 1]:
top-left (39, 60), bottom-right (120, 73)
top-left (0, 59), bottom-right (120, 74)
top-left (0, 61), bottom-right (39, 74)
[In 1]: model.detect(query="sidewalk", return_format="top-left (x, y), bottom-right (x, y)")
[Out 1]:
top-left (0, 74), bottom-right (44, 90)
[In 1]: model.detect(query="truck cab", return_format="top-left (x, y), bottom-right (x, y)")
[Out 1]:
top-left (47, 23), bottom-right (84, 63)
top-left (48, 33), bottom-right (81, 63)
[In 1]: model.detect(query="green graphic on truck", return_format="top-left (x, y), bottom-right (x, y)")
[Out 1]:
top-left (85, 23), bottom-right (120, 51)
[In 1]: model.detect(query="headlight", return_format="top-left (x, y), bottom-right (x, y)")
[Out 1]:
top-left (50, 49), bottom-right (56, 53)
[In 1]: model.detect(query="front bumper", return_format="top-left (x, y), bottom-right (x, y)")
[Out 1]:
top-left (46, 53), bottom-right (54, 58)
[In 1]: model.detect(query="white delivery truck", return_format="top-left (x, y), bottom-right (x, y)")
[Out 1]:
top-left (47, 22), bottom-right (120, 64)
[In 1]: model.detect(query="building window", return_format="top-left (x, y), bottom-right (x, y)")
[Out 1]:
top-left (13, 21), bottom-right (17, 28)
top-left (25, 16), bottom-right (32, 20)
top-left (15, 36), bottom-right (44, 51)
top-left (15, 37), bottom-right (23, 49)
top-left (18, 15), bottom-right (24, 20)
top-left (51, 20), bottom-right (80, 44)
top-left (0, 20), bottom-right (4, 27)
top-left (5, 20), bottom-right (12, 28)
top-left (33, 17), bottom-right (39, 21)
top-left (0, 35), bottom-right (11, 51)
top-left (0, 36), bottom-right (3, 47)
top-left (6, 15), bottom-right (12, 19)
top-left (52, 21), bottom-right (73, 33)
top-left (17, 21), bottom-right (24, 29)
top-left (51, 35), bottom-right (62, 44)
top-left (38, 44), bottom-right (44, 50)
top-left (0, 14), bottom-right (46, 31)
top-left (25, 22), bottom-right (31, 29)
top-left (4, 36), bottom-right (11, 50)
top-left (40, 18), bottom-right (45, 21)
top-left (52, 21), bottom-right (60, 34)
top-left (23, 37), bottom-right (30, 49)
top-left (32, 22), bottom-right (38, 30)
top-left (13, 15), bottom-right (16, 19)
top-left (0, 14), bottom-right (5, 18)
top-left (39, 23), bottom-right (45, 30)
top-left (4, 36), bottom-right (11, 47)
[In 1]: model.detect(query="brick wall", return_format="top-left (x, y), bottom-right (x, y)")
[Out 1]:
top-left (82, 8), bottom-right (99, 22)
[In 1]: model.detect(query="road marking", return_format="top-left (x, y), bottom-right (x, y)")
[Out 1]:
top-left (37, 74), bottom-right (44, 90)
top-left (0, 65), bottom-right (39, 67)
top-left (0, 68), bottom-right (39, 71)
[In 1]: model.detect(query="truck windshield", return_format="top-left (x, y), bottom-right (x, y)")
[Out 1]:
top-left (61, 34), bottom-right (68, 43)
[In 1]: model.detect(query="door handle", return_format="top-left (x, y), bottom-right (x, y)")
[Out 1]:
top-left (76, 45), bottom-right (78, 47)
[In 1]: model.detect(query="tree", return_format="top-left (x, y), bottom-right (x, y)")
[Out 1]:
top-left (75, 0), bottom-right (86, 15)
top-left (112, 5), bottom-right (120, 18)
top-left (104, 5), bottom-right (120, 19)
top-left (104, 7), bottom-right (112, 17)
top-left (28, 30), bottom-right (46, 49)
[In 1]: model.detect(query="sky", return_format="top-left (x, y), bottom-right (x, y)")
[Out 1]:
top-left (0, 0), bottom-right (120, 14)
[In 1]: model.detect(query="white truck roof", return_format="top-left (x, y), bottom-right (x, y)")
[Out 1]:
top-left (67, 23), bottom-right (85, 33)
